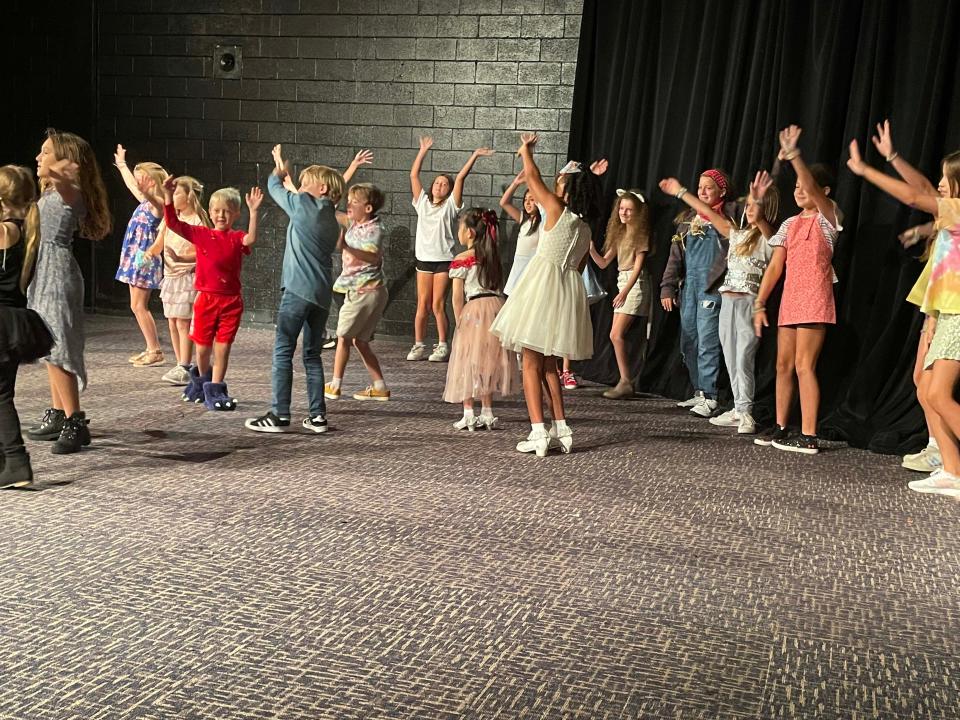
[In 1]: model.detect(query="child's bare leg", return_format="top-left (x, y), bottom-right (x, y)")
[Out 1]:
top-left (167, 319), bottom-right (182, 365)
top-left (918, 370), bottom-right (959, 473)
top-left (414, 272), bottom-right (433, 344)
top-left (212, 342), bottom-right (232, 383)
top-left (610, 313), bottom-right (635, 384)
top-left (479, 393), bottom-right (494, 412)
top-left (130, 286), bottom-right (161, 351)
top-left (431, 272), bottom-right (450, 344)
top-left (522, 348), bottom-right (545, 424)
top-left (543, 355), bottom-right (566, 421)
top-left (774, 327), bottom-right (797, 427)
top-left (333, 337), bottom-right (351, 380)
top-left (795, 325), bottom-right (826, 436)
top-left (46, 365), bottom-right (62, 410)
top-left (353, 339), bottom-right (384, 383)
top-left (195, 344), bottom-right (212, 376)
top-left (176, 319), bottom-right (193, 365)
top-left (48, 364), bottom-right (80, 416)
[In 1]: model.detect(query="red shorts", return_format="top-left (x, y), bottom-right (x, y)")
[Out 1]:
top-left (189, 291), bottom-right (244, 345)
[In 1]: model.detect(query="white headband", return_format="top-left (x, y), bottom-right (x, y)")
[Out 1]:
top-left (558, 161), bottom-right (583, 175)
top-left (616, 188), bottom-right (646, 203)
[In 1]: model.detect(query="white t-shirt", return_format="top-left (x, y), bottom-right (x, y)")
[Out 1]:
top-left (413, 190), bottom-right (462, 262)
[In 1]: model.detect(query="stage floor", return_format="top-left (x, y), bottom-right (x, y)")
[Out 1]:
top-left (1, 315), bottom-right (957, 719)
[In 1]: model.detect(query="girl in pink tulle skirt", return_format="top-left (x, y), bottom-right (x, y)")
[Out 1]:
top-left (443, 208), bottom-right (520, 431)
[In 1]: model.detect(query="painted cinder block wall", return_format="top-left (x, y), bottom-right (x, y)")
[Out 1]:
top-left (95, 0), bottom-right (583, 336)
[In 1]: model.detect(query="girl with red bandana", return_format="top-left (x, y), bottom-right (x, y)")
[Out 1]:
top-left (659, 168), bottom-right (736, 418)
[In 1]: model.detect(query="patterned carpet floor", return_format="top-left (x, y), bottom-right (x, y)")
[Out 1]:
top-left (1, 315), bottom-right (957, 719)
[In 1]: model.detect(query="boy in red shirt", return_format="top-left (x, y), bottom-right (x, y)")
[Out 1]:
top-left (162, 176), bottom-right (263, 410)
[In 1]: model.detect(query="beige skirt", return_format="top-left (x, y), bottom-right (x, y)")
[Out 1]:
top-left (160, 271), bottom-right (197, 319)
top-left (614, 269), bottom-right (651, 316)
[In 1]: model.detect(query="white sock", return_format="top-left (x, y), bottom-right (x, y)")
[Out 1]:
top-left (531, 422), bottom-right (546, 434)
top-left (329, 377), bottom-right (342, 391)
top-left (929, 437), bottom-right (939, 450)
top-left (373, 379), bottom-right (386, 391)
top-left (481, 406), bottom-right (493, 418)
top-left (554, 419), bottom-right (569, 432)
top-left (463, 407), bottom-right (475, 418)
top-left (438, 341), bottom-right (448, 348)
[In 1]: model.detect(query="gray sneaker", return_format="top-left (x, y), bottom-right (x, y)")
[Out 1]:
top-left (161, 365), bottom-right (192, 386)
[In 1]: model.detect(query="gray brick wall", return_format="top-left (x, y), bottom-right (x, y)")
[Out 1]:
top-left (96, 0), bottom-right (583, 338)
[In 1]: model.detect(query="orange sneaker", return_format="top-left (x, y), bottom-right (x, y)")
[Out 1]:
top-left (353, 386), bottom-right (390, 401)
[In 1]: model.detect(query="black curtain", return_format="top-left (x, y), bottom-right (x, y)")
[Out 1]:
top-left (567, 0), bottom-right (960, 454)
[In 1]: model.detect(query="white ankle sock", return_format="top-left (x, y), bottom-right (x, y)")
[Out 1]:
top-left (929, 437), bottom-right (939, 450)
top-left (329, 378), bottom-right (342, 390)
top-left (463, 407), bottom-right (475, 418)
top-left (373, 379), bottom-right (386, 391)
top-left (554, 419), bottom-right (569, 432)
top-left (531, 422), bottom-right (546, 434)
top-left (481, 406), bottom-right (493, 417)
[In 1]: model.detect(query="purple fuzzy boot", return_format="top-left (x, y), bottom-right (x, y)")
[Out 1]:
top-left (202, 382), bottom-right (237, 411)
top-left (182, 366), bottom-right (212, 404)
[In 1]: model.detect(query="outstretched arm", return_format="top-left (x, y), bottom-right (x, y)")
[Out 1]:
top-left (659, 177), bottom-right (733, 237)
top-left (243, 187), bottom-right (264, 247)
top-left (410, 136), bottom-right (432, 202)
top-left (498, 171), bottom-right (525, 224)
top-left (847, 139), bottom-right (939, 215)
top-left (343, 149), bottom-right (373, 184)
top-left (871, 120), bottom-right (938, 195)
top-left (453, 147), bottom-right (494, 207)
top-left (779, 126), bottom-right (839, 227)
top-left (516, 133), bottom-right (563, 228)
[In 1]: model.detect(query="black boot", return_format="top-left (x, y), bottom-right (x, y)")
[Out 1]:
top-left (0, 452), bottom-right (33, 489)
top-left (52, 412), bottom-right (91, 455)
top-left (27, 408), bottom-right (66, 441)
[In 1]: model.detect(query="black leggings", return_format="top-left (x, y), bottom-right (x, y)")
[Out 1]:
top-left (0, 361), bottom-right (25, 457)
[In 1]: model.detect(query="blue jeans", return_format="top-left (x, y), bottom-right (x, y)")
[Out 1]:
top-left (272, 291), bottom-right (329, 418)
top-left (679, 283), bottom-right (722, 398)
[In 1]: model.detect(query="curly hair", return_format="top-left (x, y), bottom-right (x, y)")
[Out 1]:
top-left (460, 207), bottom-right (503, 292)
top-left (602, 192), bottom-right (651, 258)
top-left (559, 168), bottom-right (603, 224)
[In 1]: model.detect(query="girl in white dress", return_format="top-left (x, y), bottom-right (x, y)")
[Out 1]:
top-left (490, 134), bottom-right (603, 457)
top-left (498, 171), bottom-right (541, 296)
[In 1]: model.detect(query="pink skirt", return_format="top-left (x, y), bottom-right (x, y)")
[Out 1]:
top-left (443, 296), bottom-right (520, 403)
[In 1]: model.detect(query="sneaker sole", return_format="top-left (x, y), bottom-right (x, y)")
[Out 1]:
top-left (901, 460), bottom-right (940, 472)
top-left (753, 438), bottom-right (776, 446)
top-left (771, 440), bottom-right (819, 455)
top-left (303, 425), bottom-right (328, 434)
top-left (708, 419), bottom-right (739, 427)
top-left (324, 393), bottom-right (341, 400)
top-left (353, 395), bottom-right (389, 402)
top-left (428, 357), bottom-right (449, 362)
top-left (26, 431), bottom-right (61, 441)
top-left (244, 423), bottom-right (290, 433)
top-left (737, 427), bottom-right (758, 435)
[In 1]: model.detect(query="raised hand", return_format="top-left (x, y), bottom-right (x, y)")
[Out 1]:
top-left (779, 125), bottom-right (802, 154)
top-left (871, 119), bottom-right (894, 159)
top-left (474, 147), bottom-right (495, 157)
top-left (50, 158), bottom-right (79, 184)
top-left (590, 158), bottom-right (609, 176)
top-left (510, 170), bottom-right (526, 186)
top-left (846, 139), bottom-right (868, 176)
top-left (114, 144), bottom-right (127, 166)
top-left (899, 223), bottom-right (929, 249)
top-left (518, 132), bottom-right (539, 154)
top-left (246, 186), bottom-right (264, 212)
top-left (352, 149), bottom-right (374, 166)
top-left (271, 144), bottom-right (285, 171)
top-left (418, 136), bottom-right (434, 152)
top-left (161, 175), bottom-right (176, 202)
top-left (658, 177), bottom-right (683, 197)
top-left (750, 170), bottom-right (773, 200)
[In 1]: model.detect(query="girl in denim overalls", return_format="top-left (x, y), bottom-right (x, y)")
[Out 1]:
top-left (659, 169), bottom-right (734, 418)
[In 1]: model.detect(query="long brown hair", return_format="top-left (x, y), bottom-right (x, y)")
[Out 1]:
top-left (736, 187), bottom-right (780, 256)
top-left (460, 208), bottom-right (503, 292)
top-left (42, 129), bottom-right (112, 240)
top-left (942, 150), bottom-right (960, 199)
top-left (0, 165), bottom-right (41, 293)
top-left (602, 192), bottom-right (651, 257)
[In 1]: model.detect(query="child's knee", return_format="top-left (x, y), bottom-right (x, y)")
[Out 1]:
top-left (431, 297), bottom-right (446, 314)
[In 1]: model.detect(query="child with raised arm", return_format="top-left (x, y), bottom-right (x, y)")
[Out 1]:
top-left (659, 168), bottom-right (736, 417)
top-left (144, 176), bottom-right (211, 386)
top-left (163, 177), bottom-right (262, 411)
top-left (0, 166), bottom-right (54, 486)
top-left (499, 171), bottom-right (542, 296)
top-left (324, 182), bottom-right (391, 403)
top-left (490, 134), bottom-right (603, 457)
top-left (444, 208), bottom-right (520, 430)
top-left (753, 126), bottom-right (842, 455)
top-left (26, 130), bottom-right (112, 455)
top-left (113, 144), bottom-right (167, 367)
top-left (847, 130), bottom-right (960, 495)
top-left (244, 145), bottom-right (344, 434)
top-left (661, 172), bottom-right (778, 433)
top-left (408, 136), bottom-right (493, 362)
top-left (589, 189), bottom-right (652, 399)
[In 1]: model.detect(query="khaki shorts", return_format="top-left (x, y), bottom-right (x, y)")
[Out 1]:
top-left (336, 287), bottom-right (388, 341)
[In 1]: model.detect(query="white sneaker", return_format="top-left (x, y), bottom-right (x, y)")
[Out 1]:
top-left (516, 428), bottom-right (551, 457)
top-left (428, 342), bottom-right (450, 362)
top-left (676, 392), bottom-right (701, 408)
top-left (406, 343), bottom-right (429, 361)
top-left (161, 365), bottom-right (192, 386)
top-left (708, 409), bottom-right (740, 427)
top-left (908, 471), bottom-right (960, 496)
top-left (453, 415), bottom-right (476, 432)
top-left (901, 445), bottom-right (943, 473)
top-left (690, 396), bottom-right (718, 418)
top-left (737, 412), bottom-right (757, 434)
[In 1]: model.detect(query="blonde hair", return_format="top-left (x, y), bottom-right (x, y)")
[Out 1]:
top-left (0, 165), bottom-right (41, 293)
top-left (174, 176), bottom-right (212, 227)
top-left (209, 187), bottom-right (241, 212)
top-left (134, 161), bottom-right (168, 191)
top-left (300, 165), bottom-right (345, 203)
top-left (348, 183), bottom-right (385, 213)
top-left (602, 191), bottom-right (651, 257)
top-left (41, 130), bottom-right (112, 240)
top-left (736, 187), bottom-right (780, 257)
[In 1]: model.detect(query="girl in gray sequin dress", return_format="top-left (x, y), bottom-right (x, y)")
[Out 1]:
top-left (26, 130), bottom-right (111, 454)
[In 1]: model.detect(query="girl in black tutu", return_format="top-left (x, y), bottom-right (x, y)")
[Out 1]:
top-left (0, 165), bottom-right (53, 488)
